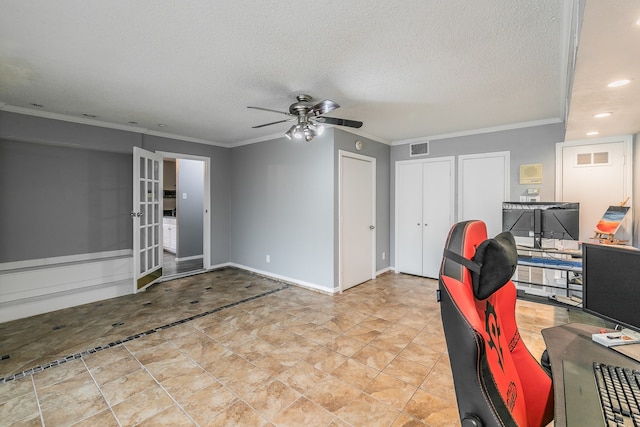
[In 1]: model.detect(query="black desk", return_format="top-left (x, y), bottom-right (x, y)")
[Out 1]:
top-left (541, 323), bottom-right (640, 426)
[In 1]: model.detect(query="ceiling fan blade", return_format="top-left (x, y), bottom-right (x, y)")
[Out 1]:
top-left (252, 118), bottom-right (296, 128)
top-left (311, 99), bottom-right (340, 115)
top-left (315, 116), bottom-right (363, 128)
top-left (247, 106), bottom-right (293, 116)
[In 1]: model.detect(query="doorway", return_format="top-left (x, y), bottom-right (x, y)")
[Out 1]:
top-left (158, 152), bottom-right (210, 280)
top-left (339, 151), bottom-right (376, 292)
top-left (556, 136), bottom-right (633, 243)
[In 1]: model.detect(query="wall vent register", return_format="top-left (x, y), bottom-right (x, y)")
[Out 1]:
top-left (410, 141), bottom-right (429, 157)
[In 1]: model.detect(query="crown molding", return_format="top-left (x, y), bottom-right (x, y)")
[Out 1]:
top-left (391, 118), bottom-right (563, 146)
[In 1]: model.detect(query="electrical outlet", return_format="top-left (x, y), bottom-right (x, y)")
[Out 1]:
top-left (266, 254), bottom-right (270, 263)
top-left (382, 252), bottom-right (385, 260)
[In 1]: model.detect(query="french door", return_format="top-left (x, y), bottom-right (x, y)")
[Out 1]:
top-left (132, 147), bottom-right (163, 292)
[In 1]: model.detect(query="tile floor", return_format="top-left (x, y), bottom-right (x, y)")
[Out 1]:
top-left (0, 268), bottom-right (604, 426)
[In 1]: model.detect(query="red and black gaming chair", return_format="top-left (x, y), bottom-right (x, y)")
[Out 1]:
top-left (439, 220), bottom-right (554, 427)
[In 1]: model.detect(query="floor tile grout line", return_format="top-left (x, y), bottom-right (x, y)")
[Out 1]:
top-left (81, 357), bottom-right (123, 427)
top-left (0, 284), bottom-right (290, 384)
top-left (122, 345), bottom-right (198, 426)
top-left (30, 373), bottom-right (45, 427)
top-left (144, 336), bottom-right (233, 426)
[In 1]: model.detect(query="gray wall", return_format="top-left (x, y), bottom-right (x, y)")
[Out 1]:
top-left (333, 129), bottom-right (391, 285)
top-left (0, 111), bottom-right (231, 266)
top-left (229, 130), bottom-right (335, 289)
top-left (176, 159), bottom-right (204, 259)
top-left (0, 138), bottom-right (132, 262)
top-left (389, 122), bottom-right (566, 266)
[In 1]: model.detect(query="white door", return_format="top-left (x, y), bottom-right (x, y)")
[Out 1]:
top-left (132, 147), bottom-right (164, 292)
top-left (396, 157), bottom-right (455, 278)
top-left (422, 160), bottom-right (454, 278)
top-left (556, 136), bottom-right (633, 243)
top-left (396, 163), bottom-right (424, 275)
top-left (340, 152), bottom-right (375, 291)
top-left (458, 152), bottom-right (510, 238)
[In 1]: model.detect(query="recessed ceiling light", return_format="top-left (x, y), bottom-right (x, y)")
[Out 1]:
top-left (128, 121), bottom-right (139, 125)
top-left (30, 103), bottom-right (43, 108)
top-left (636, 18), bottom-right (640, 25)
top-left (593, 112), bottom-right (612, 118)
top-left (586, 131), bottom-right (600, 136)
top-left (157, 123), bottom-right (167, 128)
top-left (608, 79), bottom-right (631, 88)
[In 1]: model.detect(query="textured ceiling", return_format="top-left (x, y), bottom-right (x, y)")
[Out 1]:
top-left (0, 1), bottom-right (621, 147)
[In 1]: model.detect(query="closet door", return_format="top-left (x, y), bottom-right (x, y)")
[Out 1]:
top-left (396, 163), bottom-right (423, 275)
top-left (396, 157), bottom-right (454, 278)
top-left (422, 160), bottom-right (453, 278)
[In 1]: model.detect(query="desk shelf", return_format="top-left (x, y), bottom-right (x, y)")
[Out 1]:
top-left (514, 247), bottom-right (583, 306)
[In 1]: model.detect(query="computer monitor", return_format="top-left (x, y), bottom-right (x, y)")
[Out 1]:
top-left (583, 243), bottom-right (640, 333)
top-left (502, 202), bottom-right (579, 248)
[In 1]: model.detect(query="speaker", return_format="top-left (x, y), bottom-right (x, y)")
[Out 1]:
top-left (519, 164), bottom-right (542, 184)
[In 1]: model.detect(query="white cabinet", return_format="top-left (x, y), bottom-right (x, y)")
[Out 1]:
top-left (396, 158), bottom-right (454, 278)
top-left (163, 217), bottom-right (176, 253)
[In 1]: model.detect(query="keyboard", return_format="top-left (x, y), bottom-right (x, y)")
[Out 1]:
top-left (593, 362), bottom-right (640, 426)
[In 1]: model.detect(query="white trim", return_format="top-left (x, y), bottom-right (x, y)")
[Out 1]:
top-left (559, 0), bottom-right (582, 124)
top-left (228, 132), bottom-right (287, 147)
top-left (391, 118), bottom-right (562, 146)
top-left (0, 249), bottom-right (131, 272)
top-left (0, 104), bottom-right (228, 147)
top-left (0, 254), bottom-right (133, 322)
top-left (228, 263), bottom-right (336, 294)
top-left (334, 127), bottom-right (390, 145)
top-left (156, 151), bottom-right (212, 271)
top-left (375, 266), bottom-right (394, 276)
top-left (338, 150), bottom-right (377, 292)
top-left (209, 262), bottom-right (232, 270)
top-left (144, 130), bottom-right (227, 148)
top-left (175, 255), bottom-right (204, 262)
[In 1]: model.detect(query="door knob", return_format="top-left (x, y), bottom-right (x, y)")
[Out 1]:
top-left (369, 225), bottom-right (375, 230)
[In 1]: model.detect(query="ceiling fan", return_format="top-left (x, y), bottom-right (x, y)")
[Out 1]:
top-left (248, 94), bottom-right (363, 141)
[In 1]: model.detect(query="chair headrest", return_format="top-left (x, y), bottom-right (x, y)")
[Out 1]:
top-left (471, 231), bottom-right (518, 299)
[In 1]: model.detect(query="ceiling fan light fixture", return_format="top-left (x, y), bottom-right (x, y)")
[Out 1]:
top-left (292, 124), bottom-right (304, 139)
top-left (312, 123), bottom-right (324, 136)
top-left (284, 125), bottom-right (296, 140)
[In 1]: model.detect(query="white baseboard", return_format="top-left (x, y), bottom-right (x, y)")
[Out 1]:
top-left (175, 254), bottom-right (204, 262)
top-left (376, 266), bottom-right (394, 276)
top-left (228, 263), bottom-right (335, 295)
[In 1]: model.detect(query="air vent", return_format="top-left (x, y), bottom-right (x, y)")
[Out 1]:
top-left (576, 153), bottom-right (591, 165)
top-left (593, 152), bottom-right (609, 164)
top-left (410, 141), bottom-right (429, 157)
top-left (575, 151), bottom-right (610, 166)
